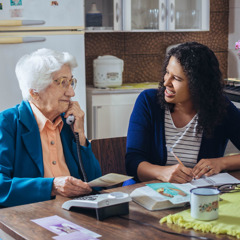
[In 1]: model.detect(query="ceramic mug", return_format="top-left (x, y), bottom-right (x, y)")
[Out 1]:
top-left (190, 188), bottom-right (220, 221)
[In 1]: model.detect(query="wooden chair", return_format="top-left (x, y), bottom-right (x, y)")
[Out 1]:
top-left (91, 137), bottom-right (127, 176)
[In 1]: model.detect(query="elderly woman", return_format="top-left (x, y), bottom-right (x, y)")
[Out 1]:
top-left (126, 42), bottom-right (240, 184)
top-left (0, 48), bottom-right (101, 207)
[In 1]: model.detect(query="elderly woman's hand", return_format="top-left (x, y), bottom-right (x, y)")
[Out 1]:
top-left (64, 101), bottom-right (87, 146)
top-left (51, 176), bottom-right (92, 197)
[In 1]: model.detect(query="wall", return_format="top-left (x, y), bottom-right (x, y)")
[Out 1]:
top-left (85, 0), bottom-right (229, 85)
top-left (228, 0), bottom-right (240, 78)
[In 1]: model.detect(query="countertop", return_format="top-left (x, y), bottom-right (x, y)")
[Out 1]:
top-left (86, 82), bottom-right (159, 94)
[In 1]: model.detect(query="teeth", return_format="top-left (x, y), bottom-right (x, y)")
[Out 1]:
top-left (166, 89), bottom-right (174, 94)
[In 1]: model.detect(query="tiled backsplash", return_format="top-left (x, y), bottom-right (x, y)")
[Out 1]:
top-left (85, 0), bottom-right (229, 85)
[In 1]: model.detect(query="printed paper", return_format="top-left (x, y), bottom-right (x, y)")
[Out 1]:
top-left (31, 215), bottom-right (101, 239)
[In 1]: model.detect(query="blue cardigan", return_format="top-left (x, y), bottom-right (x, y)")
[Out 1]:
top-left (0, 101), bottom-right (102, 207)
top-left (126, 89), bottom-right (240, 182)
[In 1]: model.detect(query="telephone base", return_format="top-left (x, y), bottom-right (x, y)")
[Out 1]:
top-left (95, 202), bottom-right (129, 220)
top-left (62, 192), bottom-right (131, 220)
top-left (69, 202), bottom-right (129, 221)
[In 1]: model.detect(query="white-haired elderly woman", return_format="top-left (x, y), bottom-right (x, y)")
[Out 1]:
top-left (0, 48), bottom-right (101, 207)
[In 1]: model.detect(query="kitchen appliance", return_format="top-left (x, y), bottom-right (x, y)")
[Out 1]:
top-left (224, 79), bottom-right (240, 109)
top-left (0, 0), bottom-right (86, 128)
top-left (93, 55), bottom-right (124, 88)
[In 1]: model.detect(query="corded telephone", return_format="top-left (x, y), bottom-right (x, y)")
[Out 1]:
top-left (64, 114), bottom-right (132, 220)
top-left (62, 192), bottom-right (131, 221)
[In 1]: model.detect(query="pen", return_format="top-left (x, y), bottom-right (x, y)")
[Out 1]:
top-left (170, 150), bottom-right (184, 166)
top-left (166, 145), bottom-right (184, 166)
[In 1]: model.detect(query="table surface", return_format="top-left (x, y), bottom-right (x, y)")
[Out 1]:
top-left (1, 171), bottom-right (240, 240)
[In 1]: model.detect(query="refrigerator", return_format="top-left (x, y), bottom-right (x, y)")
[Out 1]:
top-left (0, 0), bottom-right (86, 129)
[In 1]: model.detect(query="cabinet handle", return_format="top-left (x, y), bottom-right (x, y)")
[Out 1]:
top-left (170, 3), bottom-right (174, 23)
top-left (161, 2), bottom-right (166, 22)
top-left (116, 2), bottom-right (119, 23)
top-left (0, 20), bottom-right (45, 26)
top-left (0, 37), bottom-right (46, 44)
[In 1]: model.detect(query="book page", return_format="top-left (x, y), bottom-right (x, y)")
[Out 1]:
top-left (173, 183), bottom-right (196, 194)
top-left (190, 176), bottom-right (214, 187)
top-left (190, 173), bottom-right (240, 187)
top-left (88, 173), bottom-right (133, 187)
top-left (131, 186), bottom-right (166, 201)
top-left (130, 186), bottom-right (167, 211)
top-left (146, 182), bottom-right (190, 204)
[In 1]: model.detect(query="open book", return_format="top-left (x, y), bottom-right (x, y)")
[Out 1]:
top-left (130, 183), bottom-right (190, 211)
top-left (130, 173), bottom-right (240, 211)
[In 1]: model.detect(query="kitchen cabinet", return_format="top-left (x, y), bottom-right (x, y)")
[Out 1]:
top-left (86, 86), bottom-right (141, 139)
top-left (84, 0), bottom-right (122, 31)
top-left (123, 0), bottom-right (209, 31)
top-left (84, 0), bottom-right (209, 32)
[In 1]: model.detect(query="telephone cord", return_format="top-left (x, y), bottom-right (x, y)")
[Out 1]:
top-left (74, 132), bottom-right (88, 182)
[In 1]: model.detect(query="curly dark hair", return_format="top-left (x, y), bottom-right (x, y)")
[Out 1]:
top-left (158, 42), bottom-right (227, 137)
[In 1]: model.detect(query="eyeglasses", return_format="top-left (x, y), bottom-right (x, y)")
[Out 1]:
top-left (54, 77), bottom-right (77, 90)
top-left (217, 184), bottom-right (240, 193)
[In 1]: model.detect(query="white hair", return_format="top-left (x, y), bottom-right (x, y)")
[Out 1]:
top-left (15, 48), bottom-right (78, 100)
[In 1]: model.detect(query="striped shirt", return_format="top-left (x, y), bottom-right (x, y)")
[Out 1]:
top-left (165, 108), bottom-right (203, 168)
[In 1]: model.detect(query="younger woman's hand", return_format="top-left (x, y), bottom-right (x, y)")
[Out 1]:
top-left (192, 158), bottom-right (223, 179)
top-left (157, 164), bottom-right (193, 183)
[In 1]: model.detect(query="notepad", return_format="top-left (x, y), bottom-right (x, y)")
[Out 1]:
top-left (190, 172), bottom-right (240, 187)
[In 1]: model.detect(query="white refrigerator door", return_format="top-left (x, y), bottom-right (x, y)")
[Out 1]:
top-left (0, 0), bottom-right (84, 30)
top-left (0, 32), bottom-right (86, 119)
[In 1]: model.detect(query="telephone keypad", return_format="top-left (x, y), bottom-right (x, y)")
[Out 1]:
top-left (75, 195), bottom-right (99, 201)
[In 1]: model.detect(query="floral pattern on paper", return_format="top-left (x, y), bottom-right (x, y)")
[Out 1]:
top-left (199, 201), bottom-right (218, 213)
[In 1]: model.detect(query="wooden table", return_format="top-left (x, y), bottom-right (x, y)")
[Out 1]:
top-left (1, 171), bottom-right (240, 240)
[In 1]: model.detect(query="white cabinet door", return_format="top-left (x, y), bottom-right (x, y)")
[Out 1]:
top-left (0, 0), bottom-right (84, 30)
top-left (93, 104), bottom-right (134, 139)
top-left (87, 90), bottom-right (140, 139)
top-left (168, 0), bottom-right (209, 31)
top-left (123, 0), bottom-right (209, 32)
top-left (123, 0), bottom-right (166, 31)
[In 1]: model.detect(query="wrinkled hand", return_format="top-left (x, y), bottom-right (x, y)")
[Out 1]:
top-left (157, 164), bottom-right (193, 183)
top-left (64, 101), bottom-right (86, 146)
top-left (193, 158), bottom-right (223, 179)
top-left (51, 176), bottom-right (92, 197)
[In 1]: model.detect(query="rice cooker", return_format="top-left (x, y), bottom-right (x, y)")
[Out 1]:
top-left (93, 55), bottom-right (124, 88)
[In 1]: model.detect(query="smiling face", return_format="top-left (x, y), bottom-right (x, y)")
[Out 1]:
top-left (164, 56), bottom-right (192, 107)
top-left (32, 64), bottom-right (75, 121)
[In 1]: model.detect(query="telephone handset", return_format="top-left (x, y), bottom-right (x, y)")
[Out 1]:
top-left (66, 114), bottom-right (88, 182)
top-left (66, 115), bottom-right (75, 125)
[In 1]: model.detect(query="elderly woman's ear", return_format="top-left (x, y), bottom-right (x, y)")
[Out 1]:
top-left (29, 89), bottom-right (39, 101)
